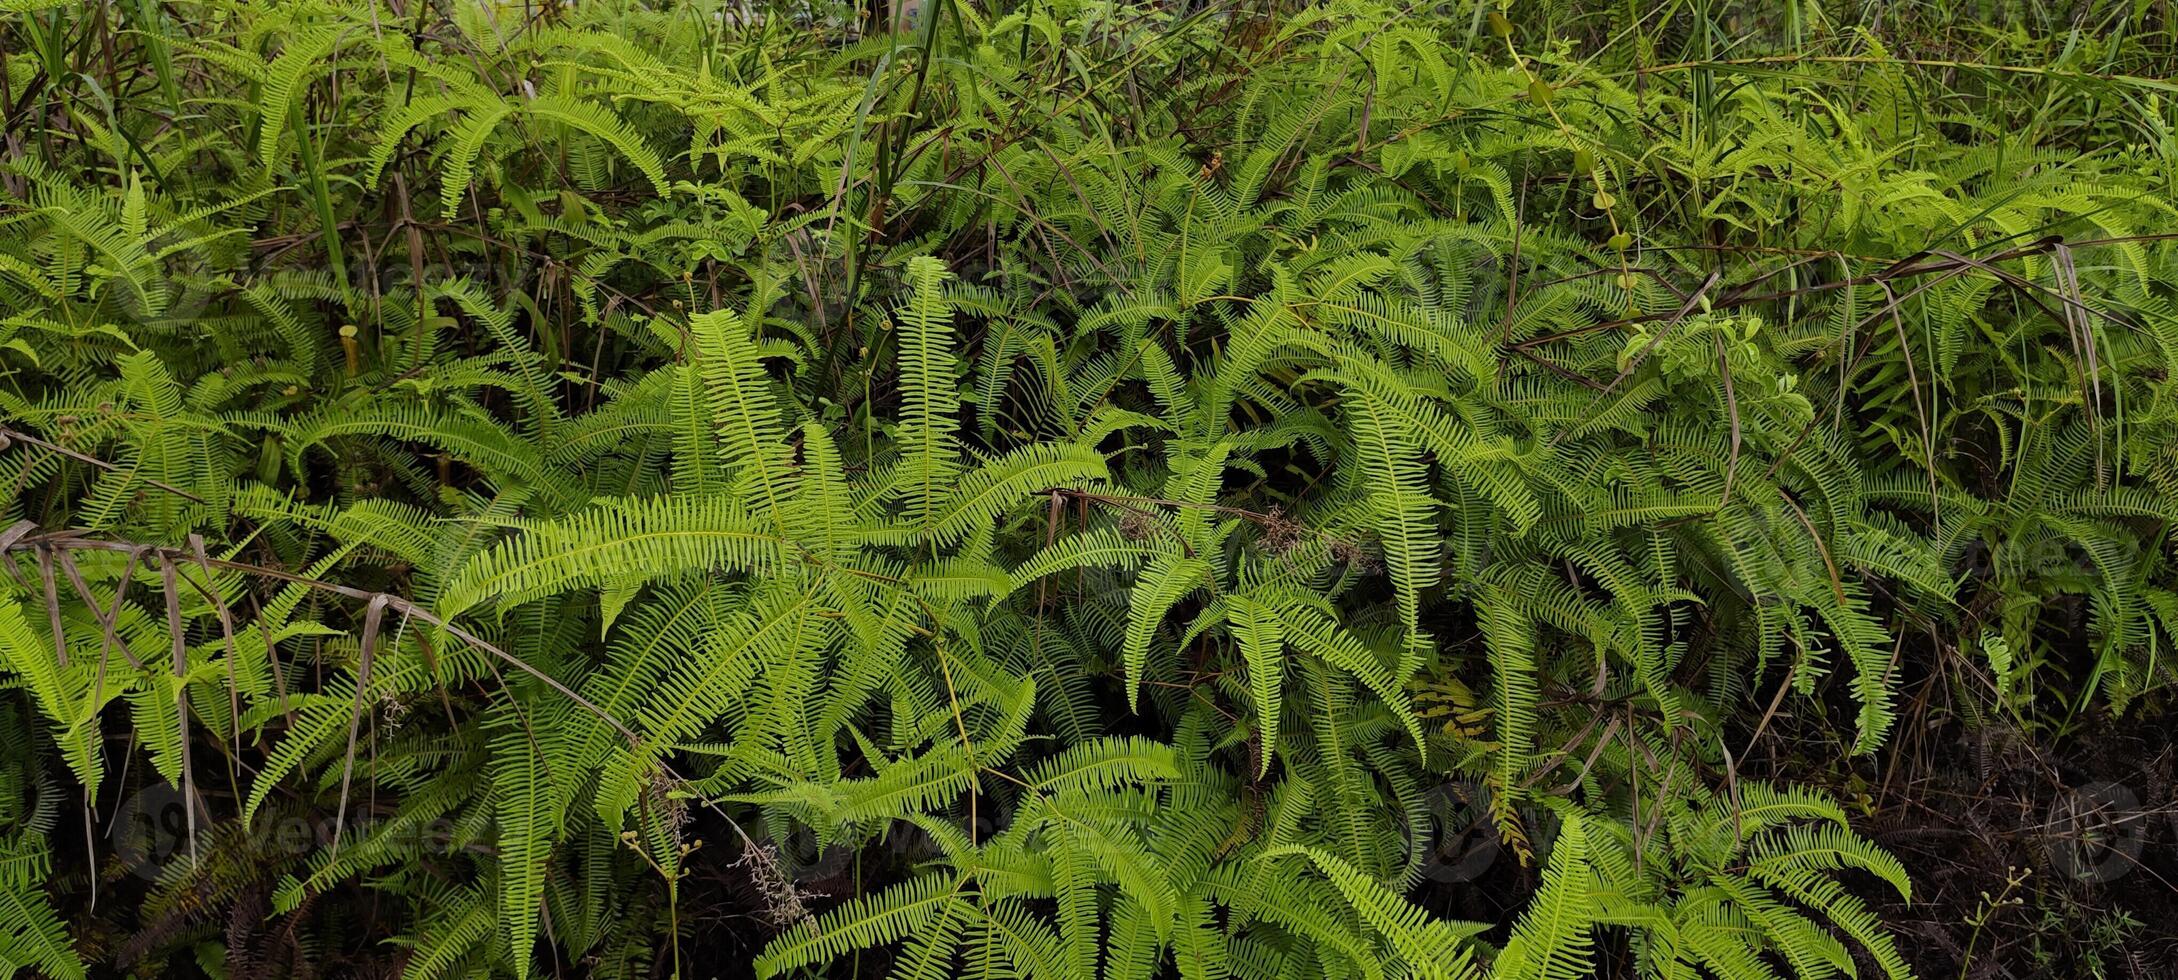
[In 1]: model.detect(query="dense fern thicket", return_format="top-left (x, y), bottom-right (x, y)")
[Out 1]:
top-left (0, 0), bottom-right (2174, 976)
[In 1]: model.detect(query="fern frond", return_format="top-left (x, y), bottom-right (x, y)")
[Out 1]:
top-left (1492, 812), bottom-right (1596, 980)
top-left (440, 496), bottom-right (787, 617)
top-left (754, 873), bottom-right (967, 978)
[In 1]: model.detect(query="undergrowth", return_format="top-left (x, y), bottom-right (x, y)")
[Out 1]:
top-left (0, 0), bottom-right (2173, 977)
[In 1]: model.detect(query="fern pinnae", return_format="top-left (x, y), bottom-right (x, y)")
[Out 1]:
top-left (1269, 846), bottom-right (1484, 980)
top-left (1492, 811), bottom-right (1598, 980)
top-left (754, 873), bottom-right (969, 978)
top-left (691, 308), bottom-right (795, 531)
top-left (898, 257), bottom-right (964, 533)
top-left (1228, 593), bottom-right (1287, 777)
top-left (438, 496), bottom-right (787, 619)
top-left (1120, 554), bottom-right (1213, 713)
